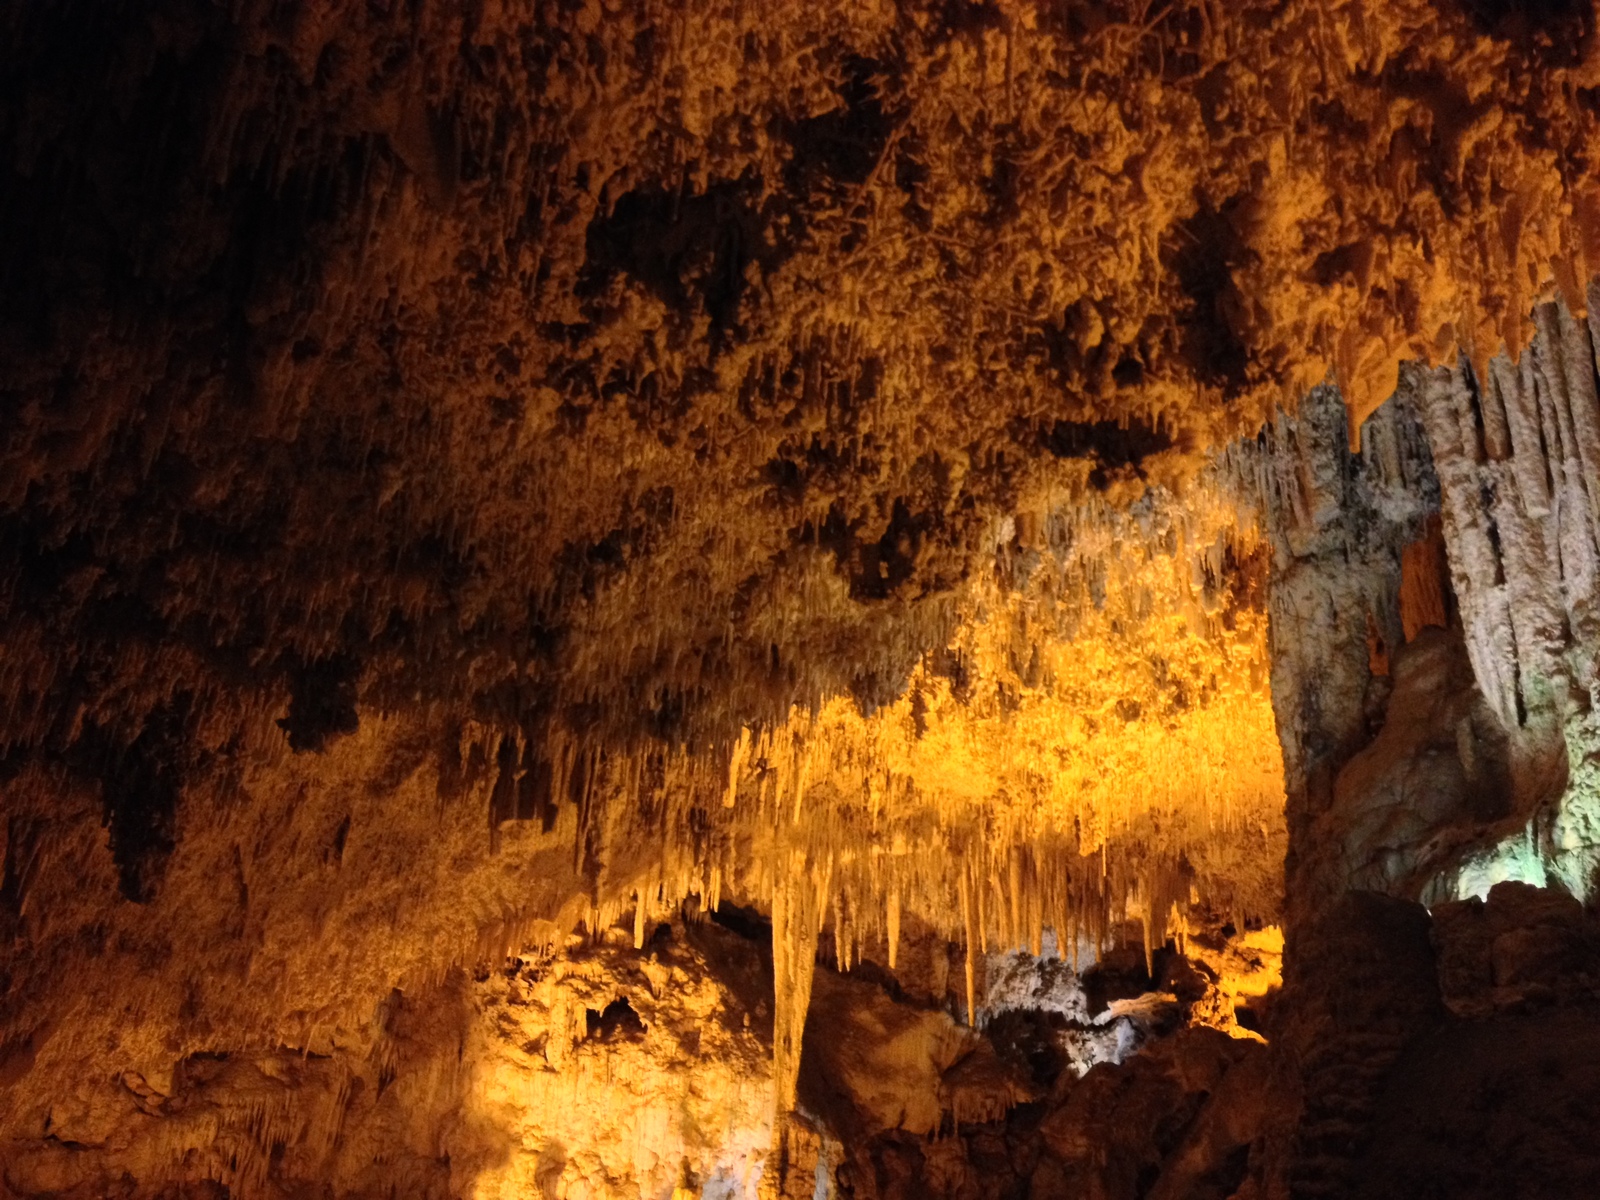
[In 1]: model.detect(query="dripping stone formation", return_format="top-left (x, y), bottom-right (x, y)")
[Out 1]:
top-left (6, 1), bottom-right (1600, 1196)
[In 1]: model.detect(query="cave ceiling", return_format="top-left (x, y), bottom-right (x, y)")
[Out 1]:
top-left (5, 0), bottom-right (1593, 754)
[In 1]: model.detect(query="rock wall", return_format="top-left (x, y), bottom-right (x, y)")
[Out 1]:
top-left (1410, 298), bottom-right (1600, 901)
top-left (1257, 305), bottom-right (1600, 914)
top-left (1236, 296), bottom-right (1600, 1199)
top-left (1253, 382), bottom-right (1441, 919)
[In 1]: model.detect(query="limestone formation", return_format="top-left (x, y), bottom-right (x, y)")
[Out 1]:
top-left (5, 0), bottom-right (1600, 1196)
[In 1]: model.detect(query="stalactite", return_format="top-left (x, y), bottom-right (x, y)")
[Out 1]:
top-left (960, 864), bottom-right (978, 1028)
top-left (1395, 292), bottom-right (1600, 899)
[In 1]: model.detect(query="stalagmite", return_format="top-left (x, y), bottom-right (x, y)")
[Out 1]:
top-left (961, 867), bottom-right (978, 1028)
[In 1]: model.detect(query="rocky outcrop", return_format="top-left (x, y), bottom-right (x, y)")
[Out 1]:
top-left (1431, 879), bottom-right (1600, 1019)
top-left (1408, 306), bottom-right (1600, 899)
top-left (783, 917), bottom-right (1281, 1200)
top-left (1336, 881), bottom-right (1600, 1200)
top-left (1269, 891), bottom-right (1445, 1199)
top-left (1302, 627), bottom-right (1515, 905)
top-left (1038, 1028), bottom-right (1264, 1200)
top-left (1245, 882), bottom-right (1600, 1200)
top-left (1259, 309), bottom-right (1600, 914)
top-left (1, 915), bottom-right (778, 1199)
top-left (797, 1010), bottom-right (1270, 1200)
top-left (1247, 333), bottom-right (1600, 1197)
top-left (1252, 382), bottom-right (1440, 919)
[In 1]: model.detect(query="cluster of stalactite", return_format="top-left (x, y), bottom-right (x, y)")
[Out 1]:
top-left (456, 472), bottom-right (1286, 1118)
top-left (1248, 287), bottom-right (1600, 920)
top-left (6, 0), bottom-right (1600, 813)
top-left (1408, 289), bottom-right (1600, 900)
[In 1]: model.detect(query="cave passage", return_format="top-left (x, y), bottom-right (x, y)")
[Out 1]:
top-left (5, 1), bottom-right (1600, 1197)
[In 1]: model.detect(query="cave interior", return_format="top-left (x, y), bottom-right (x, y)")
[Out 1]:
top-left (5, 1), bottom-right (1600, 1197)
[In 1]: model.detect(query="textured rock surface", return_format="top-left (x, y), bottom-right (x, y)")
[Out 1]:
top-left (1350, 1006), bottom-right (1600, 1200)
top-left (1271, 891), bottom-right (1446, 1199)
top-left (1260, 310), bottom-right (1600, 916)
top-left (1236, 302), bottom-right (1600, 1196)
top-left (1307, 626), bottom-right (1514, 902)
top-left (785, 921), bottom-right (1277, 1200)
top-left (0, 7), bottom-right (1299, 1163)
top-left (466, 921), bottom-right (777, 1200)
top-left (1432, 879), bottom-right (1600, 1017)
top-left (0, 916), bottom-right (776, 1199)
top-left (1407, 307), bottom-right (1600, 901)
top-left (6, 0), bottom-right (1600, 1196)
top-left (1252, 382), bottom-right (1441, 921)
